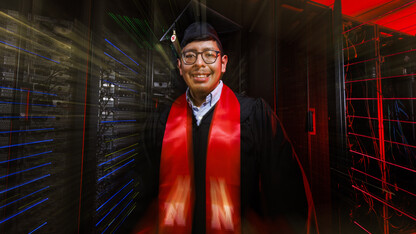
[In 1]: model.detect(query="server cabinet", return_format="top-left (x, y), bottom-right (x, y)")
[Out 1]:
top-left (0, 8), bottom-right (81, 233)
top-left (0, 0), bottom-right (154, 233)
top-left (341, 19), bottom-right (416, 233)
top-left (93, 5), bottom-right (151, 232)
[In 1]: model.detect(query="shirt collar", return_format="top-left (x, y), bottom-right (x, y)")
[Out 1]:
top-left (186, 80), bottom-right (223, 109)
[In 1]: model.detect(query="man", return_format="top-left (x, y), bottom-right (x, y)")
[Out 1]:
top-left (142, 22), bottom-right (310, 234)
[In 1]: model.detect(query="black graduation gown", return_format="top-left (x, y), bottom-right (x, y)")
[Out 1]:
top-left (141, 93), bottom-right (308, 233)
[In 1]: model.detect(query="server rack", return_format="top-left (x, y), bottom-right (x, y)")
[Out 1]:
top-left (0, 9), bottom-right (77, 233)
top-left (93, 30), bottom-right (146, 233)
top-left (343, 18), bottom-right (416, 233)
top-left (0, 1), bottom-right (158, 231)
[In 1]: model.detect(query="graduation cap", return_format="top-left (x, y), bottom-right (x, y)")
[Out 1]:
top-left (160, 0), bottom-right (242, 57)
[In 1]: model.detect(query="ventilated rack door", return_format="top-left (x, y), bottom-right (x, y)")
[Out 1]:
top-left (344, 20), bottom-right (416, 233)
top-left (0, 10), bottom-right (76, 233)
top-left (93, 9), bottom-right (152, 233)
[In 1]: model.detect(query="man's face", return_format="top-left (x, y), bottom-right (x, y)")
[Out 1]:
top-left (177, 40), bottom-right (228, 98)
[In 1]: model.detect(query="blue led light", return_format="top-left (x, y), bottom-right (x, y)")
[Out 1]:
top-left (96, 189), bottom-right (133, 227)
top-left (0, 116), bottom-right (56, 119)
top-left (111, 201), bottom-right (135, 234)
top-left (0, 101), bottom-right (56, 107)
top-left (96, 179), bottom-right (134, 212)
top-left (101, 198), bottom-right (135, 234)
top-left (0, 128), bottom-right (54, 134)
top-left (31, 90), bottom-right (57, 96)
top-left (0, 86), bottom-right (57, 96)
top-left (0, 40), bottom-right (60, 64)
top-left (0, 186), bottom-right (49, 209)
top-left (105, 39), bottom-right (140, 66)
top-left (0, 139), bottom-right (53, 149)
top-left (100, 120), bottom-right (136, 123)
top-left (103, 79), bottom-right (139, 94)
top-left (98, 149), bottom-right (135, 167)
top-left (0, 151), bottom-right (52, 164)
top-left (28, 221), bottom-right (47, 234)
top-left (0, 174), bottom-right (50, 194)
top-left (0, 162), bottom-right (51, 179)
top-left (97, 159), bottom-right (135, 182)
top-left (0, 198), bottom-right (48, 224)
top-left (104, 52), bottom-right (139, 74)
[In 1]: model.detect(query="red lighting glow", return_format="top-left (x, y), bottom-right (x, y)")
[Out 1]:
top-left (343, 38), bottom-right (376, 50)
top-left (375, 4), bottom-right (416, 34)
top-left (351, 167), bottom-right (416, 198)
top-left (347, 115), bottom-right (416, 125)
top-left (380, 32), bottom-right (393, 37)
top-left (353, 185), bottom-right (416, 222)
top-left (345, 73), bottom-right (416, 83)
top-left (353, 220), bottom-right (372, 234)
top-left (348, 132), bottom-right (379, 141)
top-left (350, 150), bottom-right (416, 173)
top-left (344, 57), bottom-right (378, 67)
top-left (340, 1), bottom-right (416, 232)
top-left (383, 48), bottom-right (416, 58)
top-left (312, 0), bottom-right (416, 35)
top-left (346, 97), bottom-right (416, 100)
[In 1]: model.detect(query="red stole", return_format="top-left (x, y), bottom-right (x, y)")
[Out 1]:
top-left (159, 85), bottom-right (241, 234)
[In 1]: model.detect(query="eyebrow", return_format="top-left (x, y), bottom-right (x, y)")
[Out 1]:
top-left (183, 47), bottom-right (218, 53)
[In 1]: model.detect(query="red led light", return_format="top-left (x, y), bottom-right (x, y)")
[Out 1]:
top-left (379, 32), bottom-right (393, 37)
top-left (350, 150), bottom-right (416, 173)
top-left (343, 38), bottom-right (376, 50)
top-left (344, 57), bottom-right (378, 67)
top-left (348, 132), bottom-right (379, 141)
top-left (353, 220), bottom-right (372, 234)
top-left (347, 115), bottom-right (416, 125)
top-left (346, 115), bottom-right (378, 121)
top-left (383, 48), bottom-right (416, 58)
top-left (349, 132), bottom-right (416, 149)
top-left (347, 97), bottom-right (416, 100)
top-left (345, 73), bottom-right (416, 83)
top-left (351, 167), bottom-right (416, 198)
top-left (382, 97), bottom-right (416, 100)
top-left (353, 185), bottom-right (416, 221)
top-left (384, 119), bottom-right (416, 125)
top-left (384, 138), bottom-right (416, 149)
top-left (346, 98), bottom-right (378, 100)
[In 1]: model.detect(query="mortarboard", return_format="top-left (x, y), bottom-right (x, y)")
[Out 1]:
top-left (159, 0), bottom-right (242, 57)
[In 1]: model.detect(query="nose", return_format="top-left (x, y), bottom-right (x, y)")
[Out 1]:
top-left (194, 54), bottom-right (206, 66)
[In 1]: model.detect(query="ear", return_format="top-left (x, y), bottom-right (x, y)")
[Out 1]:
top-left (177, 58), bottom-right (183, 76)
top-left (221, 55), bottom-right (228, 73)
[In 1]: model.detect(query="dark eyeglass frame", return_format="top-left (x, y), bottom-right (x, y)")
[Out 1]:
top-left (181, 50), bottom-right (221, 65)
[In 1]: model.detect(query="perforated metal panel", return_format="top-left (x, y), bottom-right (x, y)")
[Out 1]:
top-left (344, 19), bottom-right (416, 234)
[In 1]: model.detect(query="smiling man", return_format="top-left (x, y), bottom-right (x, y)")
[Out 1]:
top-left (177, 25), bottom-right (227, 107)
top-left (143, 22), bottom-right (310, 234)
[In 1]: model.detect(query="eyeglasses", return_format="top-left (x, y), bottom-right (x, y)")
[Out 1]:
top-left (181, 50), bottom-right (221, 65)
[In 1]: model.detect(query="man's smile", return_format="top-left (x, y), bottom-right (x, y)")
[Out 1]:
top-left (191, 73), bottom-right (211, 81)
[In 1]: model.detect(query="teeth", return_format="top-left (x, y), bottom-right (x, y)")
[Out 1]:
top-left (194, 74), bottom-right (208, 78)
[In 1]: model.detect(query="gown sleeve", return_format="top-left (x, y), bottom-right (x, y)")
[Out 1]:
top-left (133, 107), bottom-right (169, 233)
top-left (142, 106), bottom-right (169, 201)
top-left (252, 98), bottom-right (309, 233)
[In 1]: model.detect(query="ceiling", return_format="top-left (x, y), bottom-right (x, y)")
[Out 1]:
top-left (311, 0), bottom-right (416, 35)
